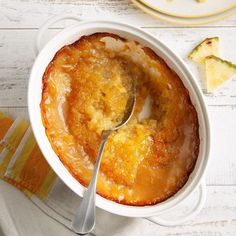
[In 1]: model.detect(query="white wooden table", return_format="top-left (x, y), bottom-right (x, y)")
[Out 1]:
top-left (0, 1), bottom-right (236, 235)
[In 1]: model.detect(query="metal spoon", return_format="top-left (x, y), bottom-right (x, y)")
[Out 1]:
top-left (72, 81), bottom-right (136, 235)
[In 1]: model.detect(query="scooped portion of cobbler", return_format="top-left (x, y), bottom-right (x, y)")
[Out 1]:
top-left (41, 33), bottom-right (199, 205)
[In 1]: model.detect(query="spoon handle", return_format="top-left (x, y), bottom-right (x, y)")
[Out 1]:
top-left (72, 130), bottom-right (111, 235)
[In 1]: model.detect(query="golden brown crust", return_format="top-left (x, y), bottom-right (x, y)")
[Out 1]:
top-left (41, 32), bottom-right (200, 206)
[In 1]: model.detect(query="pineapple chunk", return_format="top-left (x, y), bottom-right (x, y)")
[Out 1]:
top-left (196, 0), bottom-right (206, 2)
top-left (189, 37), bottom-right (219, 64)
top-left (205, 55), bottom-right (236, 92)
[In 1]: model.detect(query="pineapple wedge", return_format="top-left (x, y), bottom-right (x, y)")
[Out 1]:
top-left (189, 37), bottom-right (219, 64)
top-left (205, 55), bottom-right (236, 92)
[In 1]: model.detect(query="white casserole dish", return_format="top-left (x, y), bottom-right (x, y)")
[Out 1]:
top-left (28, 15), bottom-right (211, 226)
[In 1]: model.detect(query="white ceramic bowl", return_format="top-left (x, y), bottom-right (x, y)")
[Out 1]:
top-left (28, 15), bottom-right (211, 226)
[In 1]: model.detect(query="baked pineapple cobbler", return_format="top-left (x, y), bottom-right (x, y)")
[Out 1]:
top-left (41, 33), bottom-right (199, 205)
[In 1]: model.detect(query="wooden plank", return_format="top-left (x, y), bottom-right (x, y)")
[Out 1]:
top-left (1, 0), bottom-right (236, 28)
top-left (0, 107), bottom-right (28, 119)
top-left (137, 186), bottom-right (236, 236)
top-left (1, 106), bottom-right (236, 186)
top-left (146, 27), bottom-right (236, 106)
top-left (0, 30), bottom-right (39, 107)
top-left (1, 28), bottom-right (236, 107)
top-left (205, 105), bottom-right (236, 185)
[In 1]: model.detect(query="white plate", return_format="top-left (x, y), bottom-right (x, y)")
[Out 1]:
top-left (133, 0), bottom-right (236, 25)
top-left (139, 0), bottom-right (236, 18)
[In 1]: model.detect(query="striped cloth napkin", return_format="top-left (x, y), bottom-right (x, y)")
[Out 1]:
top-left (0, 112), bottom-right (139, 235)
top-left (0, 113), bottom-right (56, 199)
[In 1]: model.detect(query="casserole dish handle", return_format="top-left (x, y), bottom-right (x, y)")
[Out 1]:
top-left (35, 14), bottom-right (81, 55)
top-left (145, 181), bottom-right (206, 227)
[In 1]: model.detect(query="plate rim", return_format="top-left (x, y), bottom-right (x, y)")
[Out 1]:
top-left (139, 0), bottom-right (236, 18)
top-left (132, 0), bottom-right (236, 25)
